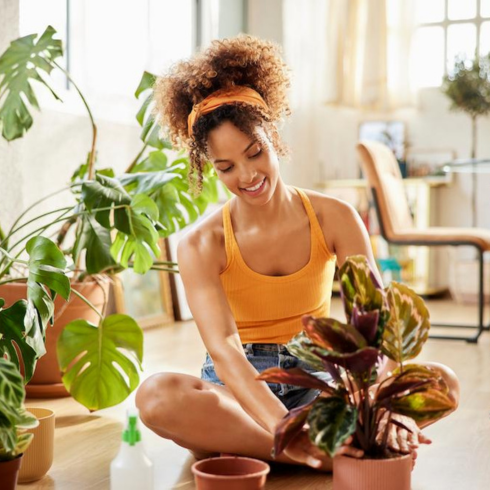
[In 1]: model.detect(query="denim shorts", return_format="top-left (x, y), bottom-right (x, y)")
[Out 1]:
top-left (200, 343), bottom-right (332, 411)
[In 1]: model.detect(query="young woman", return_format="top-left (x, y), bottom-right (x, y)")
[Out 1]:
top-left (136, 35), bottom-right (459, 471)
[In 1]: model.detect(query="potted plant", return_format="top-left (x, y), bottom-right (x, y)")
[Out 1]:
top-left (0, 357), bottom-right (39, 490)
top-left (442, 52), bottom-right (490, 304)
top-left (0, 26), bottom-right (222, 411)
top-left (257, 255), bottom-right (456, 490)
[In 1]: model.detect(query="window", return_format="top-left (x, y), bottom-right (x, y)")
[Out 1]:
top-left (412, 0), bottom-right (490, 88)
top-left (19, 0), bottom-right (197, 122)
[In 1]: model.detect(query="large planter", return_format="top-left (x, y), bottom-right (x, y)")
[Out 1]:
top-left (0, 454), bottom-right (23, 490)
top-left (0, 279), bottom-right (109, 398)
top-left (333, 454), bottom-right (411, 490)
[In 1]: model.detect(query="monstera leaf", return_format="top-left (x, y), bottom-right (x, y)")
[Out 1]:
top-left (0, 300), bottom-right (41, 382)
top-left (73, 215), bottom-right (117, 275)
top-left (0, 26), bottom-right (63, 141)
top-left (135, 71), bottom-right (172, 150)
top-left (307, 397), bottom-right (357, 458)
top-left (0, 358), bottom-right (38, 459)
top-left (381, 282), bottom-right (430, 363)
top-left (57, 314), bottom-right (144, 411)
top-left (26, 236), bottom-right (70, 329)
top-left (109, 194), bottom-right (161, 274)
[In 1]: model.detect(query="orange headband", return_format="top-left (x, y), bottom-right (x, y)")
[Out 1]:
top-left (187, 86), bottom-right (269, 137)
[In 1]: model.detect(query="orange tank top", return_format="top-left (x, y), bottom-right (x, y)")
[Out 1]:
top-left (220, 187), bottom-right (337, 344)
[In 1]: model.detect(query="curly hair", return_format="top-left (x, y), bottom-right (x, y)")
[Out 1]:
top-left (153, 34), bottom-right (292, 194)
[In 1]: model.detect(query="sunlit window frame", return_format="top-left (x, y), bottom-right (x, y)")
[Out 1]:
top-left (416, 0), bottom-right (490, 87)
top-left (27, 0), bottom-right (202, 124)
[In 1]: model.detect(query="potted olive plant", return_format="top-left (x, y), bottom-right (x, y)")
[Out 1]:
top-left (0, 26), bottom-right (222, 411)
top-left (258, 255), bottom-right (456, 490)
top-left (0, 357), bottom-right (39, 490)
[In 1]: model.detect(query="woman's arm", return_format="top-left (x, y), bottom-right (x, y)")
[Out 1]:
top-left (177, 229), bottom-right (289, 434)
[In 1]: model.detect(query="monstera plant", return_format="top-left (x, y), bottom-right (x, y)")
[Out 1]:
top-left (0, 26), bottom-right (222, 411)
top-left (258, 255), bottom-right (456, 488)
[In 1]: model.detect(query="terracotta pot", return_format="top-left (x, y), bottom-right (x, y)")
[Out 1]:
top-left (0, 454), bottom-right (23, 490)
top-left (191, 456), bottom-right (270, 490)
top-left (333, 454), bottom-right (412, 490)
top-left (0, 279), bottom-right (109, 398)
top-left (18, 408), bottom-right (55, 483)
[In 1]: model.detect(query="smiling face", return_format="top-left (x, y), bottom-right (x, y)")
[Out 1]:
top-left (206, 120), bottom-right (281, 204)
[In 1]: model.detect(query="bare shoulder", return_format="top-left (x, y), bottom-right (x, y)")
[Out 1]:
top-left (301, 188), bottom-right (357, 222)
top-left (300, 188), bottom-right (359, 254)
top-left (177, 204), bottom-right (228, 276)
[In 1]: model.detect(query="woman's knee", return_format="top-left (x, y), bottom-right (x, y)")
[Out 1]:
top-left (424, 362), bottom-right (460, 408)
top-left (136, 372), bottom-right (189, 427)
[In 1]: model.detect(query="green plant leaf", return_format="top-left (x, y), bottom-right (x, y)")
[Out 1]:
top-left (118, 170), bottom-right (180, 195)
top-left (0, 26), bottom-right (63, 141)
top-left (0, 358), bottom-right (37, 459)
top-left (25, 236), bottom-right (70, 332)
top-left (307, 397), bottom-right (357, 458)
top-left (73, 215), bottom-right (117, 275)
top-left (381, 282), bottom-right (430, 363)
top-left (273, 400), bottom-right (316, 458)
top-left (0, 357), bottom-right (24, 409)
top-left (0, 300), bottom-right (41, 382)
top-left (256, 367), bottom-right (334, 393)
top-left (81, 173), bottom-right (132, 231)
top-left (312, 346), bottom-right (379, 375)
top-left (286, 332), bottom-right (330, 371)
top-left (57, 314), bottom-right (144, 411)
top-left (338, 256), bottom-right (389, 341)
top-left (134, 71), bottom-right (172, 150)
top-left (302, 315), bottom-right (367, 353)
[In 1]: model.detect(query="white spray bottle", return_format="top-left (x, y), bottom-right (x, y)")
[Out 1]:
top-left (110, 409), bottom-right (153, 490)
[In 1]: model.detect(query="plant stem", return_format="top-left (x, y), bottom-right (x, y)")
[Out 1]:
top-left (5, 207), bottom-right (74, 244)
top-left (0, 277), bottom-right (28, 286)
top-left (3, 185), bottom-right (79, 249)
top-left (126, 143), bottom-right (149, 173)
top-left (70, 288), bottom-right (103, 320)
top-left (0, 223), bottom-right (5, 242)
top-left (52, 60), bottom-right (97, 179)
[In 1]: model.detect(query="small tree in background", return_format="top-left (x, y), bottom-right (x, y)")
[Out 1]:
top-left (442, 53), bottom-right (490, 228)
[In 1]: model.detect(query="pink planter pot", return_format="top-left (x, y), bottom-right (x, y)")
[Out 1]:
top-left (333, 454), bottom-right (412, 490)
top-left (192, 456), bottom-right (270, 490)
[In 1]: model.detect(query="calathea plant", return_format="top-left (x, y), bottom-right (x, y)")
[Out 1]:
top-left (0, 357), bottom-right (39, 462)
top-left (258, 255), bottom-right (456, 459)
top-left (0, 26), bottom-right (222, 411)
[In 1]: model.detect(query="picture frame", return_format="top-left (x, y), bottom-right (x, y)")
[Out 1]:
top-left (112, 238), bottom-right (174, 329)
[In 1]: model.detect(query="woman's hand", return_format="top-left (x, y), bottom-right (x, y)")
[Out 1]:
top-left (376, 412), bottom-right (432, 468)
top-left (283, 428), bottom-right (364, 471)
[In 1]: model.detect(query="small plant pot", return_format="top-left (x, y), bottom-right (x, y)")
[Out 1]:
top-left (18, 407), bottom-right (55, 483)
top-left (191, 456), bottom-right (270, 490)
top-left (0, 454), bottom-right (23, 490)
top-left (333, 453), bottom-right (411, 490)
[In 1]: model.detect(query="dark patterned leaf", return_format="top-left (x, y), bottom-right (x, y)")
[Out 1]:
top-left (307, 397), bottom-right (357, 458)
top-left (256, 367), bottom-right (334, 393)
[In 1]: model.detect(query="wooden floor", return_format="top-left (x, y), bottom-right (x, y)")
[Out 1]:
top-left (19, 297), bottom-right (490, 490)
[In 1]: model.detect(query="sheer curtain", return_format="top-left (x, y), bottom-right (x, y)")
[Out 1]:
top-left (282, 0), bottom-right (417, 184)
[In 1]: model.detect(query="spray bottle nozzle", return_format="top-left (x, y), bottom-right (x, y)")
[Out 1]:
top-left (122, 410), bottom-right (141, 446)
